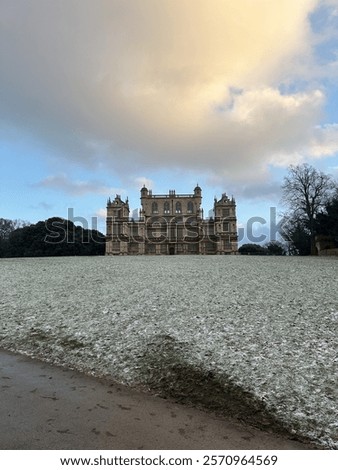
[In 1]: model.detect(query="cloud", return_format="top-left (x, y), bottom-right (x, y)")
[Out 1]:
top-left (94, 208), bottom-right (107, 219)
top-left (33, 174), bottom-right (123, 197)
top-left (232, 181), bottom-right (283, 202)
top-left (133, 176), bottom-right (154, 190)
top-left (37, 201), bottom-right (54, 211)
top-left (1, 0), bottom-right (337, 183)
top-left (309, 124), bottom-right (338, 157)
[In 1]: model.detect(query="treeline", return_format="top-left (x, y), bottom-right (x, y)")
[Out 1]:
top-left (239, 164), bottom-right (338, 256)
top-left (0, 217), bottom-right (105, 257)
top-left (239, 242), bottom-right (286, 256)
top-left (281, 164), bottom-right (338, 255)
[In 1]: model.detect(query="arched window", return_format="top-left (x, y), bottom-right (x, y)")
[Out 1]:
top-left (164, 201), bottom-right (170, 214)
top-left (175, 201), bottom-right (182, 213)
top-left (152, 202), bottom-right (158, 213)
top-left (187, 201), bottom-right (194, 213)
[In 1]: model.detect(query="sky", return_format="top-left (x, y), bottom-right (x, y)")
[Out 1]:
top-left (1, 0), bottom-right (338, 243)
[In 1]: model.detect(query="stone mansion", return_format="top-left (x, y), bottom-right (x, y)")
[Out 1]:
top-left (106, 185), bottom-right (238, 255)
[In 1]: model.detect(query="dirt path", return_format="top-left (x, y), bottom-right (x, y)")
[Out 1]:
top-left (0, 349), bottom-right (314, 450)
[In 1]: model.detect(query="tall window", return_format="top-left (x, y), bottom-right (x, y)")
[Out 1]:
top-left (152, 202), bottom-right (158, 214)
top-left (187, 201), bottom-right (194, 213)
top-left (164, 201), bottom-right (170, 214)
top-left (224, 240), bottom-right (231, 249)
top-left (222, 208), bottom-right (230, 217)
top-left (131, 224), bottom-right (138, 237)
top-left (175, 201), bottom-right (182, 213)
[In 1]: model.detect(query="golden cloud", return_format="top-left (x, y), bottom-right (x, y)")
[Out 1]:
top-left (1, 0), bottom-right (335, 182)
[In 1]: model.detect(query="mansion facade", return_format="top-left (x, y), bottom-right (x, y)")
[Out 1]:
top-left (106, 185), bottom-right (238, 255)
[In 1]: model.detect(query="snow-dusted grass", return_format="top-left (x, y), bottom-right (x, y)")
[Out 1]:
top-left (0, 256), bottom-right (337, 448)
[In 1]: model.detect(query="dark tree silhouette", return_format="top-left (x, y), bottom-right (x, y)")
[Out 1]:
top-left (281, 164), bottom-right (335, 255)
top-left (316, 191), bottom-right (338, 246)
top-left (0, 217), bottom-right (105, 257)
top-left (238, 243), bottom-right (267, 255)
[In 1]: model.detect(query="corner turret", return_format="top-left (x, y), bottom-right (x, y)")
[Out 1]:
top-left (194, 184), bottom-right (202, 197)
top-left (140, 185), bottom-right (149, 198)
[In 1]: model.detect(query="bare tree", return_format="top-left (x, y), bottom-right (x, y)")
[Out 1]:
top-left (281, 164), bottom-right (335, 255)
top-left (0, 218), bottom-right (30, 239)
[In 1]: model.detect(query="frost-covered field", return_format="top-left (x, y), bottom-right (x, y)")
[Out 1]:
top-left (0, 256), bottom-right (337, 448)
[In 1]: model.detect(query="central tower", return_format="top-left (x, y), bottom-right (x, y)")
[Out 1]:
top-left (139, 185), bottom-right (203, 254)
